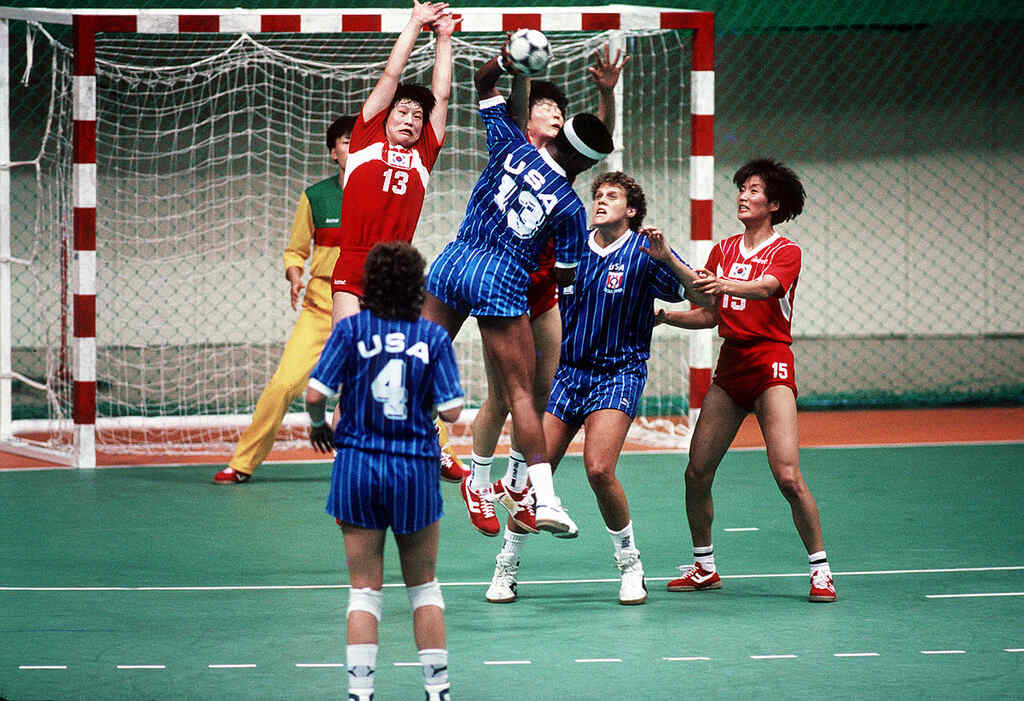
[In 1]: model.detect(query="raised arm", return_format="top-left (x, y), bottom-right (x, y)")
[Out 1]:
top-left (428, 12), bottom-right (455, 141)
top-left (640, 226), bottom-right (716, 307)
top-left (589, 43), bottom-right (629, 136)
top-left (507, 72), bottom-right (530, 133)
top-left (361, 0), bottom-right (449, 121)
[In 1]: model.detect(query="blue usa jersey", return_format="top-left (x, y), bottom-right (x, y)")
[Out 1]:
top-left (560, 230), bottom-right (689, 371)
top-left (309, 310), bottom-right (463, 457)
top-left (455, 96), bottom-right (587, 273)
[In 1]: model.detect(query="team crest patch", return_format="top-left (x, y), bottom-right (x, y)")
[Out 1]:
top-left (387, 148), bottom-right (412, 169)
top-left (605, 264), bottom-right (625, 293)
top-left (729, 262), bottom-right (752, 280)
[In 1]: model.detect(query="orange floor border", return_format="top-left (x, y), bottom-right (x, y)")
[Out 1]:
top-left (2, 406), bottom-right (1022, 470)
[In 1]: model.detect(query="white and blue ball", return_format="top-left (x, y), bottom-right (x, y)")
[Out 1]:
top-left (506, 29), bottom-right (552, 75)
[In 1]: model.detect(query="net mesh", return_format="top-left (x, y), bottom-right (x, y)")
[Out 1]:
top-left (6, 24), bottom-right (693, 454)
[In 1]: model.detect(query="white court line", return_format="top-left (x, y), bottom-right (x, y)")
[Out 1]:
top-left (834, 653), bottom-right (880, 658)
top-left (921, 650), bottom-right (966, 655)
top-left (575, 658), bottom-right (622, 663)
top-left (393, 662), bottom-right (420, 667)
top-left (663, 656), bottom-right (712, 661)
top-left (926, 592), bottom-right (1024, 599)
top-left (1005, 649), bottom-right (1024, 653)
top-left (208, 664), bottom-right (257, 669)
top-left (296, 663), bottom-right (344, 668)
top-left (2, 566), bottom-right (1021, 592)
top-left (484, 660), bottom-right (532, 665)
top-left (19, 665), bottom-right (68, 670)
top-left (724, 527), bottom-right (759, 532)
top-left (116, 664), bottom-right (165, 670)
top-left (750, 654), bottom-right (798, 660)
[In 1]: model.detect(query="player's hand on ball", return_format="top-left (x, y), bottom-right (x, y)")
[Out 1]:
top-left (309, 424), bottom-right (333, 453)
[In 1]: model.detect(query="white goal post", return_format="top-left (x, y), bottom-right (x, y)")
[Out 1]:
top-left (0, 5), bottom-right (714, 467)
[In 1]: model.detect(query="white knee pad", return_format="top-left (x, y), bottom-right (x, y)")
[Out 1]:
top-left (347, 587), bottom-right (383, 621)
top-left (407, 579), bottom-right (445, 612)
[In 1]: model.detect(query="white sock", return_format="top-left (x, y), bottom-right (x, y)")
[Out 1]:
top-left (809, 550), bottom-right (829, 576)
top-left (346, 643), bottom-right (377, 695)
top-left (527, 462), bottom-right (555, 505)
top-left (607, 521), bottom-right (636, 553)
top-left (694, 544), bottom-right (715, 572)
top-left (469, 453), bottom-right (493, 492)
top-left (499, 527), bottom-right (529, 560)
top-left (504, 449), bottom-right (529, 492)
top-left (419, 648), bottom-right (448, 687)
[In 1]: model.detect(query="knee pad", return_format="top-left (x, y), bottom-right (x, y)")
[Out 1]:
top-left (407, 579), bottom-right (445, 612)
top-left (347, 587), bottom-right (383, 621)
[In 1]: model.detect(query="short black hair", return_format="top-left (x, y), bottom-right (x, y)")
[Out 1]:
top-left (732, 158), bottom-right (806, 225)
top-left (528, 79), bottom-right (568, 117)
top-left (591, 171), bottom-right (647, 231)
top-left (326, 115), bottom-right (356, 151)
top-left (360, 241), bottom-right (426, 322)
top-left (387, 84), bottom-right (436, 124)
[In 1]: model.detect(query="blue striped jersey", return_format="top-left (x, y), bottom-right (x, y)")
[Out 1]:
top-left (455, 96), bottom-right (588, 274)
top-left (308, 310), bottom-right (463, 457)
top-left (559, 230), bottom-right (690, 371)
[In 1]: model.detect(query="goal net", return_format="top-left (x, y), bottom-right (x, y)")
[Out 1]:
top-left (3, 10), bottom-right (703, 463)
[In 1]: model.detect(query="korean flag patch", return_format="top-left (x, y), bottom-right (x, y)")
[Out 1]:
top-left (387, 149), bottom-right (412, 169)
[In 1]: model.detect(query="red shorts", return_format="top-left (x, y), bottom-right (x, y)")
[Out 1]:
top-left (527, 264), bottom-right (558, 320)
top-left (331, 249), bottom-right (369, 296)
top-left (712, 340), bottom-right (798, 412)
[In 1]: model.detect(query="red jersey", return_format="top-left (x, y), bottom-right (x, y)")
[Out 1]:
top-left (337, 109), bottom-right (444, 259)
top-left (706, 232), bottom-right (801, 345)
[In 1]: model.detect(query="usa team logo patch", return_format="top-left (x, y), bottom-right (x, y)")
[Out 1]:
top-left (387, 149), bottom-right (412, 169)
top-left (605, 264), bottom-right (625, 293)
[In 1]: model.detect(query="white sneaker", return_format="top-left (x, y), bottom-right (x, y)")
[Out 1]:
top-left (534, 497), bottom-right (579, 538)
top-left (486, 552), bottom-right (519, 603)
top-left (615, 548), bottom-right (647, 605)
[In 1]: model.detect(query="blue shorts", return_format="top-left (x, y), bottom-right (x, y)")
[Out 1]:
top-left (546, 363), bottom-right (647, 426)
top-left (326, 446), bottom-right (443, 535)
top-left (426, 239), bottom-right (531, 318)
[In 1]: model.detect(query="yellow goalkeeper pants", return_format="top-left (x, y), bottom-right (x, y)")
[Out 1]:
top-left (228, 277), bottom-right (333, 475)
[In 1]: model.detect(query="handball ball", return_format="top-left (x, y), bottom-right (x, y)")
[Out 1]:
top-left (506, 29), bottom-right (552, 75)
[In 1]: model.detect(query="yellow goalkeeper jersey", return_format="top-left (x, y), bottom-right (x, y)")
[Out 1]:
top-left (283, 174), bottom-right (344, 280)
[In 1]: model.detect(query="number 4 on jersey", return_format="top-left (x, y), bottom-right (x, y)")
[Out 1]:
top-left (371, 358), bottom-right (408, 420)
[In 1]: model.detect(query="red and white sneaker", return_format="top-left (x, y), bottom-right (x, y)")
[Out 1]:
top-left (439, 449), bottom-right (470, 483)
top-left (491, 480), bottom-right (539, 534)
top-left (666, 562), bottom-right (722, 592)
top-left (809, 569), bottom-right (837, 602)
top-left (435, 420), bottom-right (469, 483)
top-left (460, 478), bottom-right (500, 537)
top-left (212, 467), bottom-right (251, 484)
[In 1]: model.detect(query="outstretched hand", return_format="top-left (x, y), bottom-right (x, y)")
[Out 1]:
top-left (432, 11), bottom-right (458, 38)
top-left (309, 423), bottom-right (334, 453)
top-left (639, 226), bottom-right (670, 262)
top-left (589, 43), bottom-right (630, 92)
top-left (412, 0), bottom-right (450, 29)
top-left (692, 269), bottom-right (725, 296)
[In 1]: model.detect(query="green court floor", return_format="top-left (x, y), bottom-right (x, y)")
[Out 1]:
top-left (2, 443), bottom-right (1022, 700)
